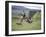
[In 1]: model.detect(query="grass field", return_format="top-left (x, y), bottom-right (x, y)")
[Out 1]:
top-left (12, 12), bottom-right (41, 31)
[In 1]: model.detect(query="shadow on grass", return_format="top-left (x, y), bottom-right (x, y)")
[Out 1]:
top-left (16, 23), bottom-right (22, 25)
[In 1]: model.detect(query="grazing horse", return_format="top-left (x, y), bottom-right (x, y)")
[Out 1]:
top-left (16, 13), bottom-right (32, 25)
top-left (20, 13), bottom-right (32, 23)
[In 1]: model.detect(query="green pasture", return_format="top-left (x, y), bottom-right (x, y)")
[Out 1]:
top-left (12, 12), bottom-right (41, 31)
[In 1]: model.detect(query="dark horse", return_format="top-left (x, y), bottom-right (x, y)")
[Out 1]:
top-left (16, 13), bottom-right (32, 25)
top-left (20, 13), bottom-right (32, 23)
